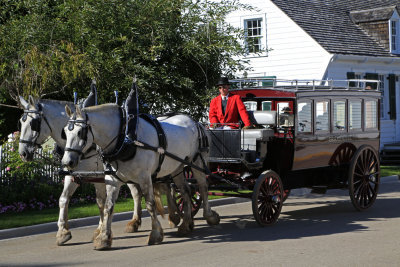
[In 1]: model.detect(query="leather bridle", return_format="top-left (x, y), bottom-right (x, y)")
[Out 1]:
top-left (64, 113), bottom-right (94, 156)
top-left (18, 104), bottom-right (52, 148)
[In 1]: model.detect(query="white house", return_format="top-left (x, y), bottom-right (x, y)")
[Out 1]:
top-left (226, 0), bottom-right (400, 163)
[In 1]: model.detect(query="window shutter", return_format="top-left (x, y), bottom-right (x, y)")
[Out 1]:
top-left (347, 72), bottom-right (356, 87)
top-left (388, 74), bottom-right (397, 120)
top-left (364, 73), bottom-right (379, 89)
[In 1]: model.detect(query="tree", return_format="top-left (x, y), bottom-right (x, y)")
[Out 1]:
top-left (0, 0), bottom-right (252, 139)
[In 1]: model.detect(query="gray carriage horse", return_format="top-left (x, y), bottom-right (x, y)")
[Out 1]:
top-left (17, 87), bottom-right (175, 246)
top-left (61, 100), bottom-right (220, 250)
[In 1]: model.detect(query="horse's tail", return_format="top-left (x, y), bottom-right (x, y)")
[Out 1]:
top-left (153, 183), bottom-right (165, 218)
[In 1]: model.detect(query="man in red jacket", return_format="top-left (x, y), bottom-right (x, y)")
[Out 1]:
top-left (209, 77), bottom-right (253, 129)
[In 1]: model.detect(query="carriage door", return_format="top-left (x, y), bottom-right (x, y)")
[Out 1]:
top-left (293, 99), bottom-right (314, 170)
top-left (293, 98), bottom-right (333, 170)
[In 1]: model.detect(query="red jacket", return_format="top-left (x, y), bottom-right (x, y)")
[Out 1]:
top-left (209, 93), bottom-right (252, 128)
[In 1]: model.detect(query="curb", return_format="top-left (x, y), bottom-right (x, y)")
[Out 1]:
top-left (0, 197), bottom-right (250, 241)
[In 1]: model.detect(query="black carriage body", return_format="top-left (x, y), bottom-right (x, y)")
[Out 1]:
top-left (208, 80), bottom-right (381, 191)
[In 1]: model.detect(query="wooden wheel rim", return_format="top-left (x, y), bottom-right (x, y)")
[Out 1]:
top-left (348, 145), bottom-right (380, 211)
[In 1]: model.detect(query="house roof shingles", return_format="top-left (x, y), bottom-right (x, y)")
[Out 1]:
top-left (271, 0), bottom-right (400, 57)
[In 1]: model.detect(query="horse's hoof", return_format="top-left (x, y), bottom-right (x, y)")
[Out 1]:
top-left (147, 229), bottom-right (164, 245)
top-left (56, 230), bottom-right (72, 246)
top-left (125, 219), bottom-right (141, 233)
top-left (206, 210), bottom-right (220, 226)
top-left (168, 213), bottom-right (181, 228)
top-left (92, 229), bottom-right (101, 241)
top-left (94, 234), bottom-right (112, 250)
top-left (177, 222), bottom-right (194, 236)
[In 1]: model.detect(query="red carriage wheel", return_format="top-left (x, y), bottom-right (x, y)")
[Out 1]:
top-left (348, 145), bottom-right (380, 211)
top-left (172, 185), bottom-right (202, 218)
top-left (252, 170), bottom-right (283, 226)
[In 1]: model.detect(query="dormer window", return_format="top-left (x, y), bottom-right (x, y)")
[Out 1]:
top-left (391, 20), bottom-right (398, 51)
top-left (389, 10), bottom-right (400, 54)
top-left (350, 6), bottom-right (400, 54)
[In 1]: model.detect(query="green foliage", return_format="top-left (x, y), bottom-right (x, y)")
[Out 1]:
top-left (0, 0), bottom-right (252, 127)
top-left (2, 133), bottom-right (46, 178)
top-left (0, 133), bottom-right (63, 207)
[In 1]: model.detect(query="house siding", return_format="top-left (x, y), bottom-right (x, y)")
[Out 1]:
top-left (226, 0), bottom-right (400, 147)
top-left (226, 0), bottom-right (332, 79)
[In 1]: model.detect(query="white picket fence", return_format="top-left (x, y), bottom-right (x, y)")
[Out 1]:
top-left (0, 141), bottom-right (61, 183)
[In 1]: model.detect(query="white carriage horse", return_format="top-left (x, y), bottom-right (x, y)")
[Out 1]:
top-left (17, 92), bottom-right (167, 246)
top-left (61, 103), bottom-right (220, 250)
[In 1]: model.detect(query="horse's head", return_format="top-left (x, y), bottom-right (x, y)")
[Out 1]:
top-left (18, 96), bottom-right (51, 161)
top-left (61, 105), bottom-right (94, 169)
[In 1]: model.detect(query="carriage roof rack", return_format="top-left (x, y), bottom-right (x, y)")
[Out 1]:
top-left (229, 78), bottom-right (380, 92)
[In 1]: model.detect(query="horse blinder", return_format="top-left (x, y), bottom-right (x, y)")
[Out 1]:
top-left (61, 129), bottom-right (66, 140)
top-left (30, 118), bottom-right (41, 132)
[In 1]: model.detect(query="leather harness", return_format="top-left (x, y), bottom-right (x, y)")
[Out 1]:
top-left (100, 108), bottom-right (168, 180)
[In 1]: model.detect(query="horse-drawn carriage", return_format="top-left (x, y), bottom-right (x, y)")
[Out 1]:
top-left (202, 78), bottom-right (381, 226)
top-left (17, 77), bottom-right (381, 249)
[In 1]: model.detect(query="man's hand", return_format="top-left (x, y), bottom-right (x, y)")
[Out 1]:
top-left (243, 125), bottom-right (255, 129)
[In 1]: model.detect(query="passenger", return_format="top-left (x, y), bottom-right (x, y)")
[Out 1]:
top-left (279, 106), bottom-right (294, 127)
top-left (209, 77), bottom-right (253, 129)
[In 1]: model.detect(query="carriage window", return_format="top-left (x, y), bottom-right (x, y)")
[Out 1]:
top-left (333, 101), bottom-right (346, 131)
top-left (297, 101), bottom-right (312, 132)
top-left (244, 101), bottom-right (257, 111)
top-left (365, 100), bottom-right (378, 129)
top-left (262, 101), bottom-right (272, 111)
top-left (349, 100), bottom-right (362, 130)
top-left (316, 101), bottom-right (329, 131)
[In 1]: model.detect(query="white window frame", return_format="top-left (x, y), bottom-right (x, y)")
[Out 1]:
top-left (355, 73), bottom-right (362, 87)
top-left (389, 11), bottom-right (400, 54)
top-left (378, 74), bottom-right (387, 119)
top-left (241, 14), bottom-right (267, 57)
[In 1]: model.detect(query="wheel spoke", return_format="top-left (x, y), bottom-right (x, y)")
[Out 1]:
top-left (368, 160), bottom-right (377, 174)
top-left (271, 203), bottom-right (279, 214)
top-left (271, 183), bottom-right (280, 194)
top-left (260, 182), bottom-right (268, 196)
top-left (259, 202), bottom-right (268, 220)
top-left (362, 150), bottom-right (369, 171)
top-left (354, 183), bottom-right (363, 200)
top-left (358, 186), bottom-right (365, 206)
top-left (367, 182), bottom-right (376, 196)
top-left (353, 177), bottom-right (362, 185)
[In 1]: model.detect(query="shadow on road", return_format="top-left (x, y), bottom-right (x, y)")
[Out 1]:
top-left (162, 195), bottom-right (400, 245)
top-left (92, 178), bottom-right (400, 250)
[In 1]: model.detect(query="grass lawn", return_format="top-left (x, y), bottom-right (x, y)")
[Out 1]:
top-left (380, 165), bottom-right (400, 177)
top-left (0, 193), bottom-right (225, 230)
top-left (1, 165), bottom-right (398, 230)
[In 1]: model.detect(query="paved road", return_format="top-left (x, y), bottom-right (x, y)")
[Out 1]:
top-left (1, 176), bottom-right (400, 267)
